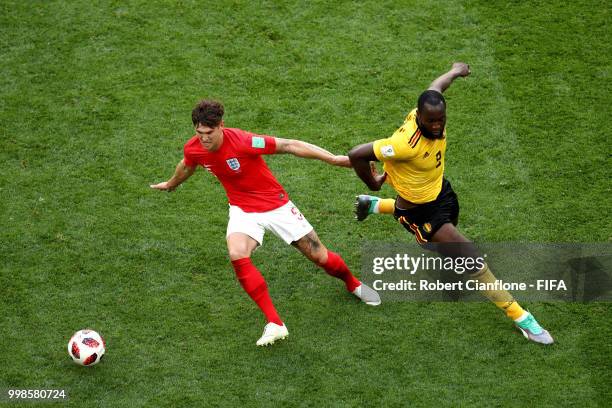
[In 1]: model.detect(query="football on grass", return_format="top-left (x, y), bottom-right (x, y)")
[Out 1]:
top-left (67, 329), bottom-right (105, 366)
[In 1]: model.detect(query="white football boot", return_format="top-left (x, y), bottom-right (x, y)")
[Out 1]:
top-left (352, 283), bottom-right (382, 306)
top-left (256, 322), bottom-right (289, 346)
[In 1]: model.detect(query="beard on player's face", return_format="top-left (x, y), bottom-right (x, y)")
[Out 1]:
top-left (417, 105), bottom-right (446, 139)
top-left (420, 124), bottom-right (445, 139)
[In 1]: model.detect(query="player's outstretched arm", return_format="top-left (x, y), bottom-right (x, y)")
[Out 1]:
top-left (348, 143), bottom-right (387, 191)
top-left (428, 62), bottom-right (471, 94)
top-left (274, 137), bottom-right (351, 167)
top-left (150, 159), bottom-right (196, 192)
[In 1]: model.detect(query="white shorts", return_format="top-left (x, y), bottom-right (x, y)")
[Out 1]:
top-left (226, 201), bottom-right (314, 245)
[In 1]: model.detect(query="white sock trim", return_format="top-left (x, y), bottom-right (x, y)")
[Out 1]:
top-left (514, 311), bottom-right (530, 323)
top-left (371, 197), bottom-right (381, 213)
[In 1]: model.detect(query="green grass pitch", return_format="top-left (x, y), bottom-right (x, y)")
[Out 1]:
top-left (1, 0), bottom-right (610, 406)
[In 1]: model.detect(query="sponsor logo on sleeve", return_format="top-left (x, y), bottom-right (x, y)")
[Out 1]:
top-left (381, 145), bottom-right (395, 158)
top-left (252, 137), bottom-right (265, 148)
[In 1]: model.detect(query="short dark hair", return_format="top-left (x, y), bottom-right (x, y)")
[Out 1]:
top-left (192, 100), bottom-right (224, 127)
top-left (417, 90), bottom-right (445, 111)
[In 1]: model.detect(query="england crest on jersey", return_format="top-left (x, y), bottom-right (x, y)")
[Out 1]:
top-left (226, 158), bottom-right (240, 171)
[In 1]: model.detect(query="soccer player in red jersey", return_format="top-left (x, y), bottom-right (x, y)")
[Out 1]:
top-left (151, 100), bottom-right (380, 346)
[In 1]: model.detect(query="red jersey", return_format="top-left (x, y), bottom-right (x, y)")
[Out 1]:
top-left (183, 127), bottom-right (289, 212)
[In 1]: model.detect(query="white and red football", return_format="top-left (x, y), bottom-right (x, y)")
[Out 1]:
top-left (67, 329), bottom-right (105, 366)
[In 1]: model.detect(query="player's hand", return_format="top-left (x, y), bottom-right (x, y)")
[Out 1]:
top-left (332, 155), bottom-right (352, 168)
top-left (452, 62), bottom-right (471, 77)
top-left (370, 162), bottom-right (387, 190)
top-left (150, 181), bottom-right (176, 192)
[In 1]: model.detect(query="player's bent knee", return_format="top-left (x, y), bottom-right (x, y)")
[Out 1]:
top-left (313, 251), bottom-right (328, 266)
top-left (228, 246), bottom-right (254, 261)
top-left (227, 233), bottom-right (258, 260)
top-left (311, 242), bottom-right (330, 265)
top-left (308, 242), bottom-right (328, 265)
top-left (302, 246), bottom-right (328, 266)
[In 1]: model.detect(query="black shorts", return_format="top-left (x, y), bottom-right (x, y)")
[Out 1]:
top-left (394, 179), bottom-right (459, 243)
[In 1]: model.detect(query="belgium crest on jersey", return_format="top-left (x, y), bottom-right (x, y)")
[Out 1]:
top-left (226, 158), bottom-right (240, 171)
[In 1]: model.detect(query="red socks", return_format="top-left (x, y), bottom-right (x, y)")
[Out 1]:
top-left (231, 258), bottom-right (282, 325)
top-left (321, 250), bottom-right (361, 292)
top-left (231, 251), bottom-right (358, 324)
